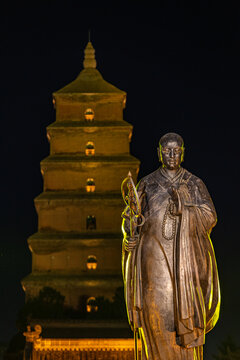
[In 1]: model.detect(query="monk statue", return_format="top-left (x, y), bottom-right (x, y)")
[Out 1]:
top-left (121, 132), bottom-right (220, 360)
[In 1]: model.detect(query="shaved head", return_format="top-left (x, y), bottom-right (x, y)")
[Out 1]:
top-left (159, 133), bottom-right (184, 148)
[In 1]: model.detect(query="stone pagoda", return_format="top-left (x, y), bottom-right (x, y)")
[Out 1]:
top-left (22, 41), bottom-right (140, 313)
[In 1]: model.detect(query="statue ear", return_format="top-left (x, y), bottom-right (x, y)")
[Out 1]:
top-left (181, 147), bottom-right (185, 163)
top-left (157, 147), bottom-right (161, 162)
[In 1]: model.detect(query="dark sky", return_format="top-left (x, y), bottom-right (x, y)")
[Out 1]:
top-left (1, 1), bottom-right (240, 357)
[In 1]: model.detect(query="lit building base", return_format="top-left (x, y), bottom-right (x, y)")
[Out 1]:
top-left (33, 338), bottom-right (141, 360)
top-left (24, 321), bottom-right (141, 360)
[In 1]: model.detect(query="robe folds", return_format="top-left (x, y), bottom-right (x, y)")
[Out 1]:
top-left (122, 167), bottom-right (220, 360)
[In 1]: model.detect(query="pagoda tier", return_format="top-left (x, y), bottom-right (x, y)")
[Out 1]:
top-left (41, 155), bottom-right (139, 191)
top-left (46, 121), bottom-right (132, 156)
top-left (22, 41), bottom-right (140, 310)
top-left (22, 273), bottom-right (123, 308)
top-left (28, 232), bottom-right (123, 255)
top-left (23, 232), bottom-right (123, 306)
top-left (34, 192), bottom-right (124, 232)
top-left (54, 93), bottom-right (125, 122)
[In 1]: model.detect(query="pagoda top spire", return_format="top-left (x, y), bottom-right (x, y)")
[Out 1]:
top-left (83, 41), bottom-right (97, 69)
top-left (53, 41), bottom-right (125, 95)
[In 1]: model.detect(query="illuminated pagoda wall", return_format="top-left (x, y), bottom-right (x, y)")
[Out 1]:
top-left (22, 41), bottom-right (140, 312)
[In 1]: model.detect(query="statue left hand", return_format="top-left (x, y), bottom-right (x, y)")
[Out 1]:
top-left (123, 235), bottom-right (139, 252)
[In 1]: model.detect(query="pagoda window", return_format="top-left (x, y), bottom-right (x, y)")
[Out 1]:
top-left (84, 108), bottom-right (94, 122)
top-left (87, 255), bottom-right (97, 270)
top-left (85, 142), bottom-right (95, 156)
top-left (86, 215), bottom-right (96, 230)
top-left (86, 297), bottom-right (98, 313)
top-left (86, 178), bottom-right (95, 192)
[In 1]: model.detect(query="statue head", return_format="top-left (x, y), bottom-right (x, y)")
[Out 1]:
top-left (157, 132), bottom-right (184, 170)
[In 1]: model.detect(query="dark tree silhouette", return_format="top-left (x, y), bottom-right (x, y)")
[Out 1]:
top-left (17, 286), bottom-right (127, 327)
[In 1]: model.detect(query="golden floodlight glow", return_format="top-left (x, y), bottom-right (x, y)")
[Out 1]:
top-left (33, 338), bottom-right (141, 351)
top-left (84, 108), bottom-right (94, 121)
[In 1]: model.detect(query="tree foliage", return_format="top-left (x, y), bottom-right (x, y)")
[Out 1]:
top-left (17, 286), bottom-right (127, 328)
top-left (17, 287), bottom-right (65, 328)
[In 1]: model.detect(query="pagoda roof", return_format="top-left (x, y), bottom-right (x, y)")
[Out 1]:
top-left (54, 42), bottom-right (125, 96)
top-left (29, 231), bottom-right (122, 241)
top-left (47, 120), bottom-right (132, 128)
top-left (22, 273), bottom-right (123, 289)
top-left (28, 232), bottom-right (122, 254)
top-left (40, 154), bottom-right (140, 164)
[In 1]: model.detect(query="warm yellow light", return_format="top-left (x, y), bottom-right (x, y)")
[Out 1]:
top-left (123, 95), bottom-right (127, 108)
top-left (88, 263), bottom-right (97, 270)
top-left (33, 338), bottom-right (141, 351)
top-left (86, 297), bottom-right (98, 312)
top-left (86, 185), bottom-right (95, 192)
top-left (129, 130), bottom-right (133, 142)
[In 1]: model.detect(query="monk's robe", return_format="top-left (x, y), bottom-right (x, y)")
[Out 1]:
top-left (122, 166), bottom-right (220, 360)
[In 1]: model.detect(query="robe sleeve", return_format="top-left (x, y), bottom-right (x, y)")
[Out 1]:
top-left (182, 178), bottom-right (217, 231)
top-left (176, 177), bottom-right (220, 348)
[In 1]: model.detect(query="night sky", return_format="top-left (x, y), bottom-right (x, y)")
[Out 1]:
top-left (1, 1), bottom-right (240, 358)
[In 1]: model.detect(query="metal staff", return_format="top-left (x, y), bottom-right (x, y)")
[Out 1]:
top-left (121, 171), bottom-right (145, 249)
top-left (121, 171), bottom-right (145, 360)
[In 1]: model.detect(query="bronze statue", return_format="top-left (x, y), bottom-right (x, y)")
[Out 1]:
top-left (121, 133), bottom-right (220, 360)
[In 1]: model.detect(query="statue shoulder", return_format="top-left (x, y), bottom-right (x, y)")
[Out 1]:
top-left (181, 168), bottom-right (210, 195)
top-left (137, 168), bottom-right (160, 190)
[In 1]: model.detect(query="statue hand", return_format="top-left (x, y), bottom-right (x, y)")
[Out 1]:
top-left (123, 235), bottom-right (139, 251)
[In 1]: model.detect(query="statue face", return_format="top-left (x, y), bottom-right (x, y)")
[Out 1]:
top-left (158, 140), bottom-right (184, 170)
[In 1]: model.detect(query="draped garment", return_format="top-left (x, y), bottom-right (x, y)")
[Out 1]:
top-left (122, 167), bottom-right (220, 360)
